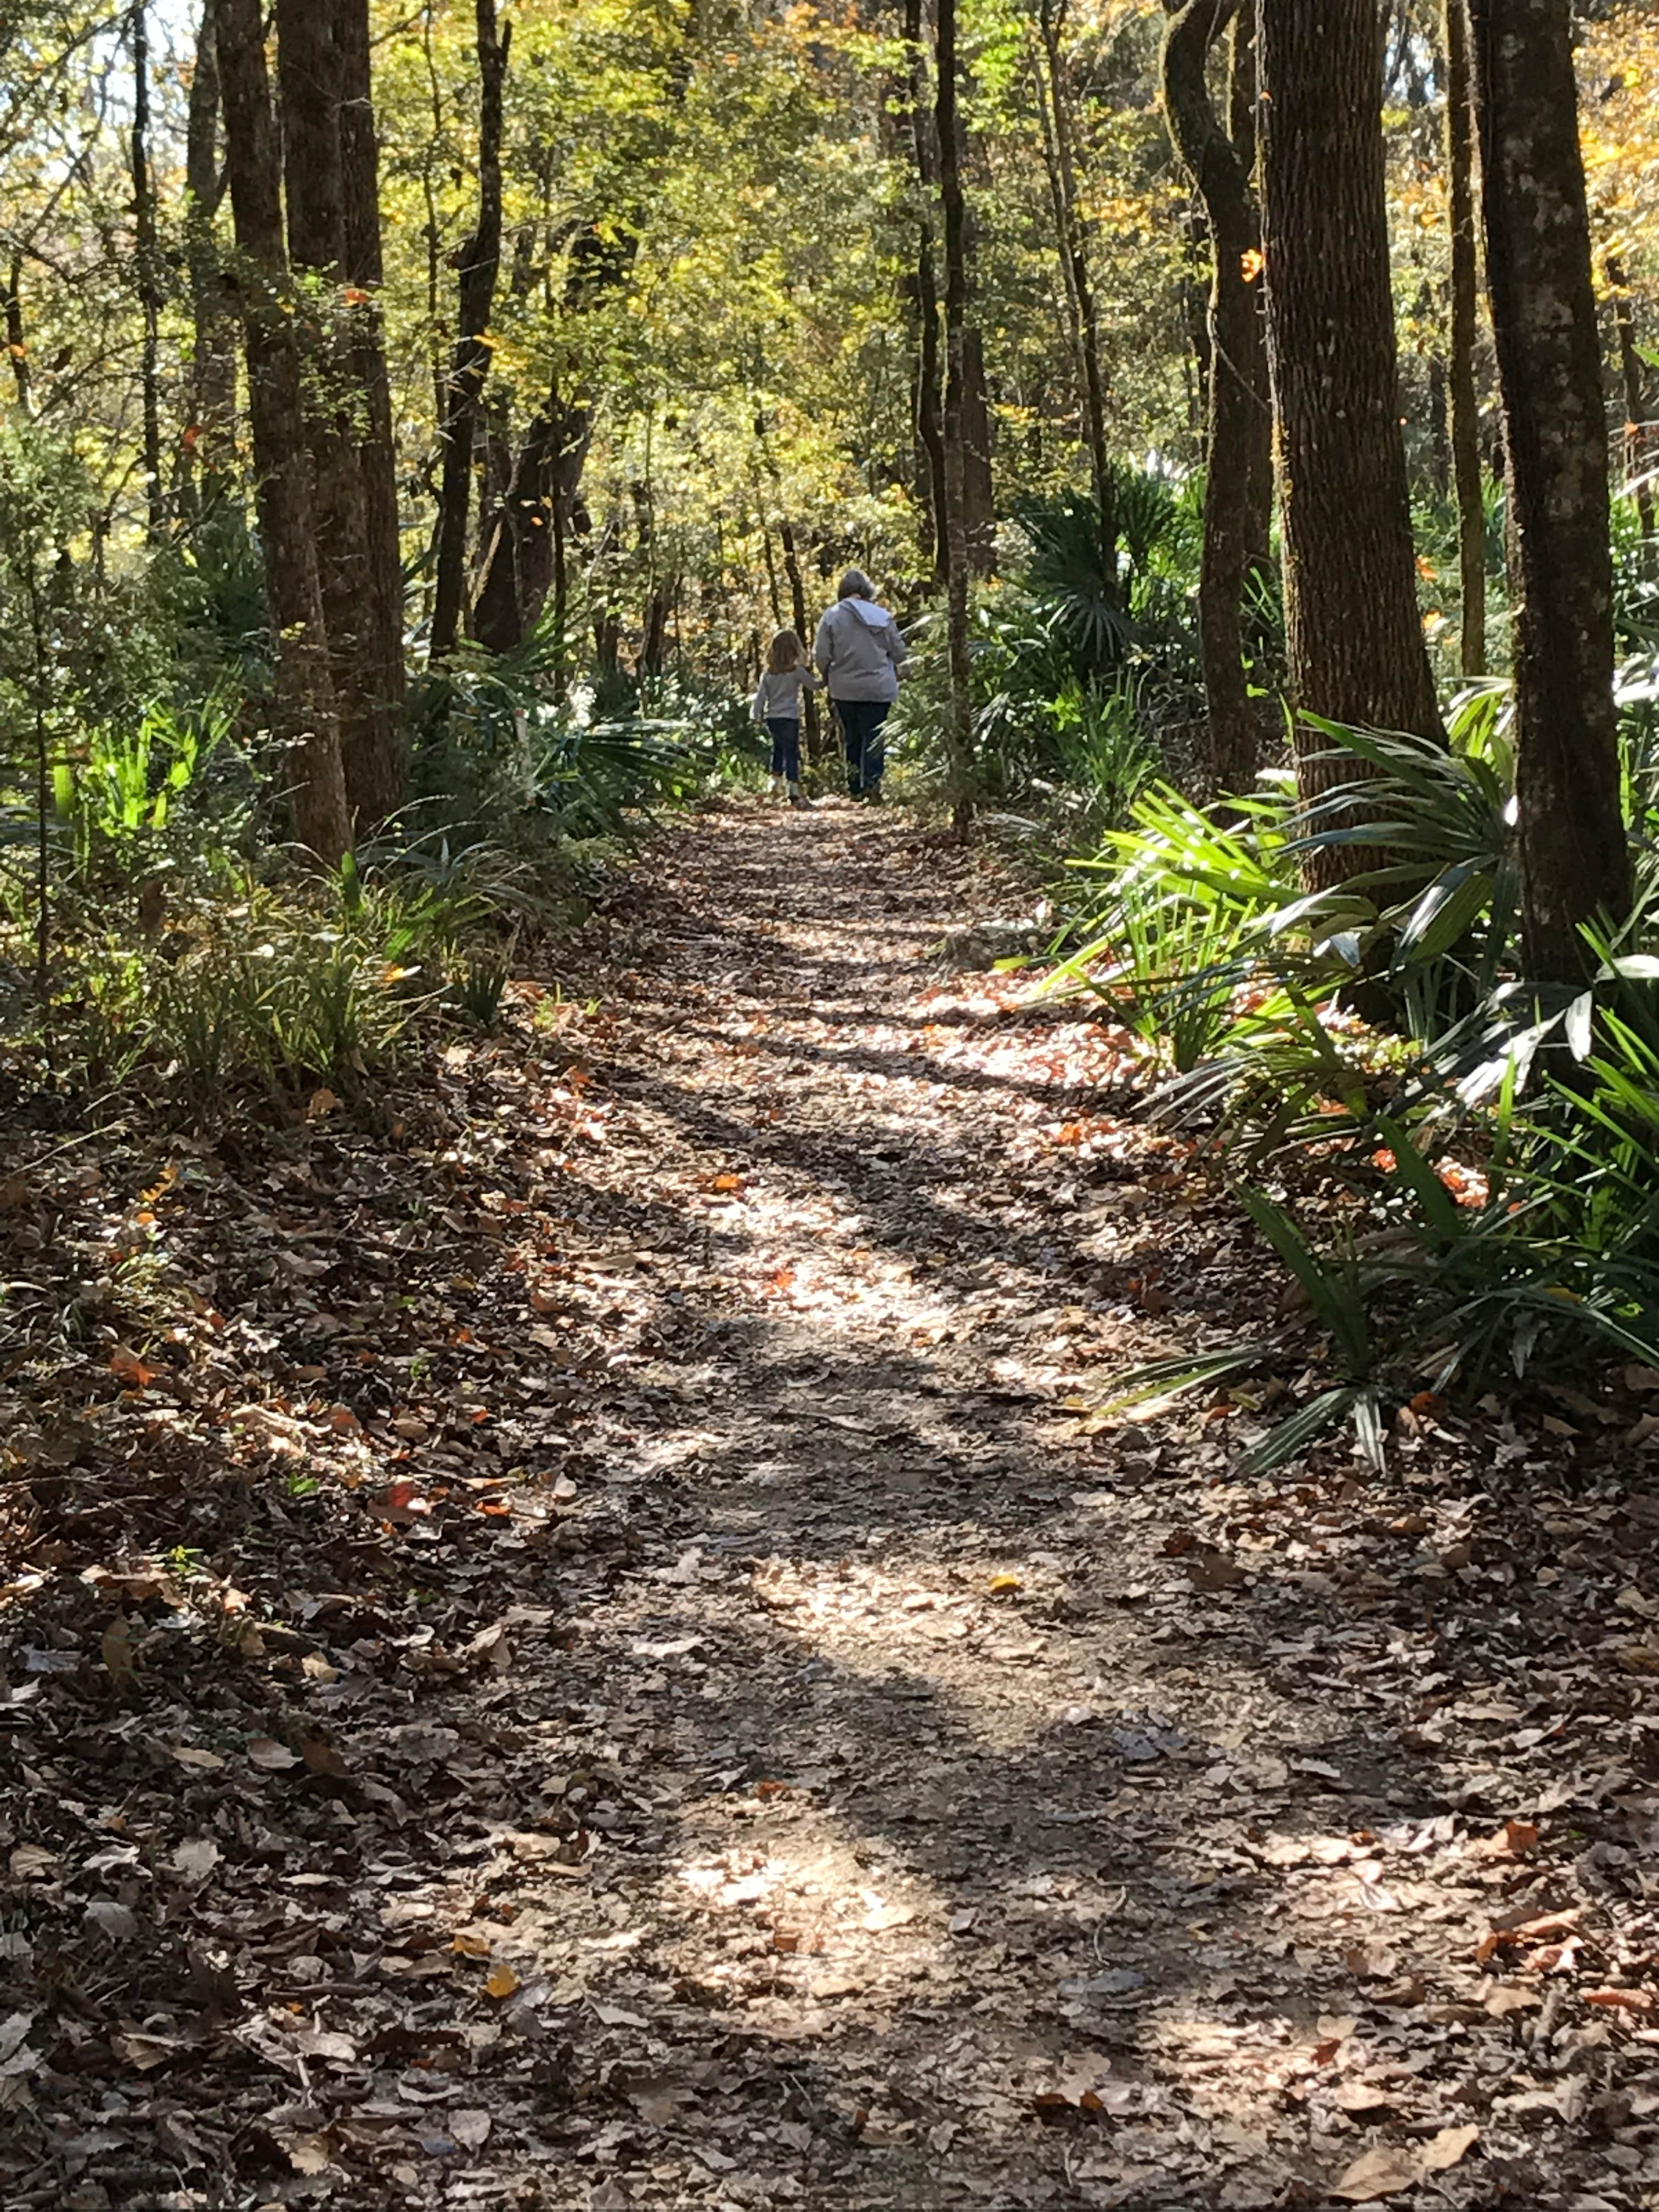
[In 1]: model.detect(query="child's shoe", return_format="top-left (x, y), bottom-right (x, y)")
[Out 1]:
top-left (788, 783), bottom-right (814, 810)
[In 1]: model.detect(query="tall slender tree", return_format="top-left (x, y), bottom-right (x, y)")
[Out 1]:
top-left (936, 0), bottom-right (974, 834)
top-left (128, 2), bottom-right (163, 541)
top-left (1467, 0), bottom-right (1629, 980)
top-left (1609, 253), bottom-right (1657, 579)
top-left (1037, 0), bottom-right (1112, 559)
top-left (430, 0), bottom-right (510, 660)
top-left (182, 0), bottom-right (236, 503)
top-left (337, 0), bottom-right (408, 820)
top-left (1443, 0), bottom-right (1486, 677)
top-left (905, 0), bottom-right (949, 589)
top-left (1161, 0), bottom-right (1272, 792)
top-left (1259, 0), bottom-right (1443, 881)
top-left (217, 0), bottom-right (349, 862)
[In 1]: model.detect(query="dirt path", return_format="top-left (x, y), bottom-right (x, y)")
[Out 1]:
top-left (6, 800), bottom-right (1656, 2210)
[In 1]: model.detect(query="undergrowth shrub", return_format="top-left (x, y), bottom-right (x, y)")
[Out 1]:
top-left (1061, 666), bottom-right (1659, 1466)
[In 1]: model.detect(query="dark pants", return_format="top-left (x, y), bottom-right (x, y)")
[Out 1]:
top-left (765, 718), bottom-right (801, 783)
top-left (833, 697), bottom-right (890, 795)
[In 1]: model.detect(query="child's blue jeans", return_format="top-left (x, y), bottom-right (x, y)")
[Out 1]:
top-left (766, 717), bottom-right (801, 783)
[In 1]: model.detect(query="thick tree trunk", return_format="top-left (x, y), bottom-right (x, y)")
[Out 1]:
top-left (183, 0), bottom-right (235, 498)
top-left (1444, 0), bottom-right (1486, 677)
top-left (1161, 0), bottom-right (1272, 794)
top-left (1468, 0), bottom-right (1630, 980)
top-left (1609, 253), bottom-right (1657, 579)
top-left (129, 2), bottom-right (164, 541)
top-left (278, 0), bottom-right (393, 833)
top-left (337, 0), bottom-right (407, 820)
top-left (937, 0), bottom-right (974, 835)
top-left (217, 0), bottom-right (349, 863)
top-left (1039, 0), bottom-right (1113, 561)
top-left (1259, 0), bottom-right (1443, 881)
top-left (430, 0), bottom-right (510, 661)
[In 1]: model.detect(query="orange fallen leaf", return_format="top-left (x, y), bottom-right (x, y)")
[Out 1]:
top-left (1585, 1987), bottom-right (1657, 2013)
top-left (484, 1963), bottom-right (521, 1999)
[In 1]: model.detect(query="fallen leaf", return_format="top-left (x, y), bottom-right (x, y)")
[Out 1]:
top-left (170, 1745), bottom-right (226, 1771)
top-left (1421, 2123), bottom-right (1480, 2172)
top-left (171, 1837), bottom-right (220, 1883)
top-left (483, 1963), bottom-right (521, 2000)
top-left (247, 1736), bottom-right (299, 1772)
top-left (861, 1901), bottom-right (917, 1933)
top-left (1334, 2080), bottom-right (1396, 2114)
top-left (1329, 2143), bottom-right (1423, 2202)
top-left (83, 1899), bottom-right (138, 1941)
top-left (450, 2108), bottom-right (491, 2149)
top-left (282, 2134), bottom-right (335, 2176)
top-left (100, 1613), bottom-right (138, 1686)
top-left (1584, 1987), bottom-right (1657, 2013)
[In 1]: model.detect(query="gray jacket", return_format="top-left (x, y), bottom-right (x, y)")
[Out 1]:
top-left (814, 599), bottom-right (908, 703)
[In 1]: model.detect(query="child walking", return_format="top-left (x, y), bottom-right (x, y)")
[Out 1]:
top-left (752, 629), bottom-right (822, 809)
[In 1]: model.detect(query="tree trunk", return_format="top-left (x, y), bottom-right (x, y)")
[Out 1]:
top-left (1039, 0), bottom-right (1113, 562)
top-left (905, 0), bottom-right (949, 590)
top-left (279, 0), bottom-right (388, 834)
top-left (1161, 0), bottom-right (1273, 793)
top-left (129, 2), bottom-right (165, 541)
top-left (337, 0), bottom-right (407, 821)
top-left (1259, 0), bottom-right (1443, 880)
top-left (4, 255), bottom-right (32, 412)
top-left (217, 0), bottom-right (349, 863)
top-left (962, 326), bottom-right (996, 573)
top-left (1444, 0), bottom-right (1486, 676)
top-left (430, 0), bottom-right (510, 661)
top-left (1468, 0), bottom-right (1629, 980)
top-left (183, 0), bottom-right (236, 498)
top-left (937, 0), bottom-right (974, 836)
top-left (1608, 253), bottom-right (1657, 580)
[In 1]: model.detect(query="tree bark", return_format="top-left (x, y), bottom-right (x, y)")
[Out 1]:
top-left (1608, 252), bottom-right (1657, 580)
top-left (430, 0), bottom-right (510, 661)
top-left (183, 0), bottom-right (235, 498)
top-left (1259, 0), bottom-right (1443, 881)
top-left (3, 254), bottom-right (32, 412)
top-left (1468, 0), bottom-right (1630, 980)
top-left (905, 0), bottom-right (949, 590)
top-left (129, 2), bottom-right (165, 541)
top-left (962, 325), bottom-right (995, 573)
top-left (1161, 0), bottom-right (1272, 793)
top-left (337, 0), bottom-right (407, 821)
top-left (279, 0), bottom-right (388, 834)
top-left (1444, 0), bottom-right (1486, 676)
top-left (937, 0), bottom-right (974, 835)
top-left (1039, 0), bottom-right (1113, 562)
top-left (217, 0), bottom-right (349, 863)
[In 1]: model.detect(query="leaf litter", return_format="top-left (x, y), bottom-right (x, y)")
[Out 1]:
top-left (4, 799), bottom-right (1659, 2207)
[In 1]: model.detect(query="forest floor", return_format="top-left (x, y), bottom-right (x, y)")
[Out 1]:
top-left (5, 799), bottom-right (1659, 2211)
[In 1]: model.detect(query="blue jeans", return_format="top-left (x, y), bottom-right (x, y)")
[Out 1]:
top-left (765, 717), bottom-right (801, 783)
top-left (833, 697), bottom-right (889, 795)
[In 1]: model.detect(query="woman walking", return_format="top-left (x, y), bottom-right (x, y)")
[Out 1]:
top-left (752, 628), bottom-right (822, 809)
top-left (812, 570), bottom-right (909, 801)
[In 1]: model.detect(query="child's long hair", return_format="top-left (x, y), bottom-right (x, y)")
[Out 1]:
top-left (766, 627), bottom-right (805, 675)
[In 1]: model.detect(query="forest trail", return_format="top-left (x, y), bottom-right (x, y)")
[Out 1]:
top-left (6, 800), bottom-right (1652, 2212)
